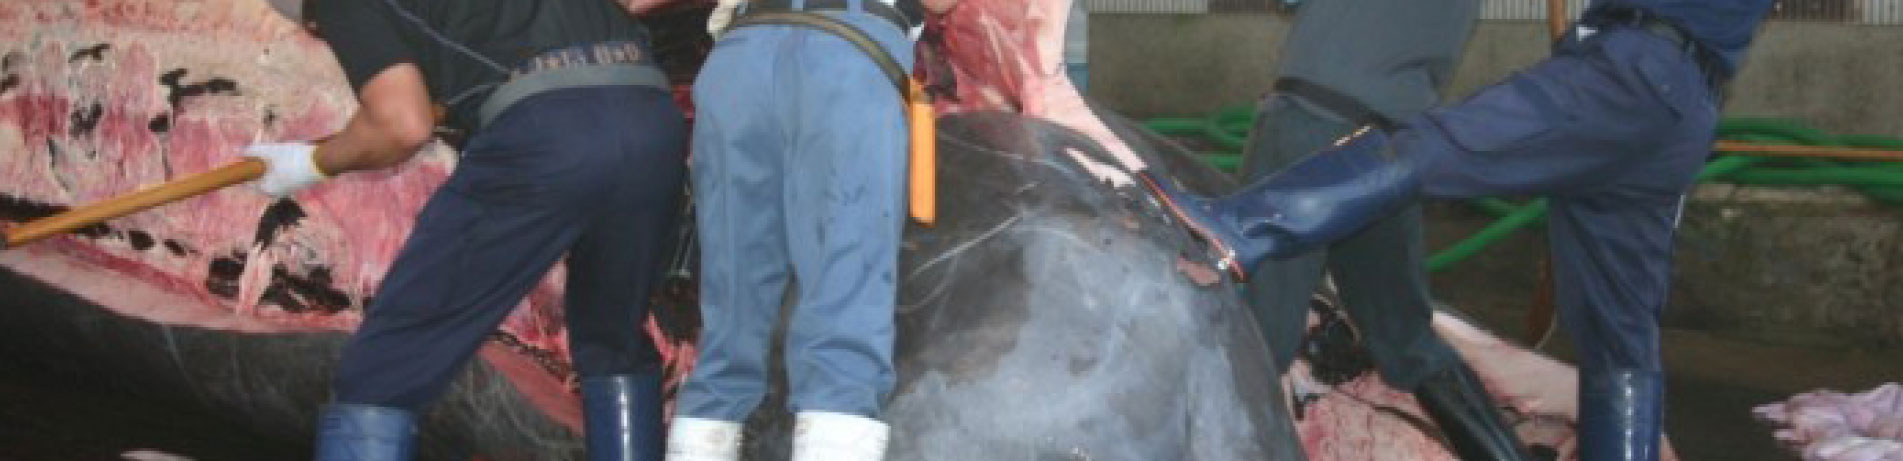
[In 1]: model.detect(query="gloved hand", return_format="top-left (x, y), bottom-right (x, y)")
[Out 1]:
top-left (620, 0), bottom-right (677, 15)
top-left (707, 0), bottom-right (744, 38)
top-left (243, 142), bottom-right (328, 198)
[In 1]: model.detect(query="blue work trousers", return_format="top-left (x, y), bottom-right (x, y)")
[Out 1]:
top-left (676, 6), bottom-right (915, 421)
top-left (1404, 26), bottom-right (1717, 382)
top-left (332, 85), bottom-right (689, 411)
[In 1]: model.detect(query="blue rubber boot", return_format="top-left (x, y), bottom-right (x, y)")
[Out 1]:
top-left (1577, 369), bottom-right (1665, 461)
top-left (1139, 126), bottom-right (1420, 279)
top-left (581, 371), bottom-right (666, 461)
top-left (314, 404), bottom-right (416, 461)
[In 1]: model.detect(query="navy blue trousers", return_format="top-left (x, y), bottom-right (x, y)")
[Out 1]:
top-left (332, 85), bottom-right (688, 411)
top-left (1403, 26), bottom-right (1717, 381)
top-left (676, 8), bottom-right (914, 421)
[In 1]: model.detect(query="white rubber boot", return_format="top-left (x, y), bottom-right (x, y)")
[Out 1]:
top-left (665, 417), bottom-right (742, 461)
top-left (791, 411), bottom-right (890, 461)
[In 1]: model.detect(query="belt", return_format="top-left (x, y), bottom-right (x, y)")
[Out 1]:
top-left (1273, 78), bottom-right (1396, 131)
top-left (1582, 9), bottom-right (1725, 88)
top-left (510, 41), bottom-right (652, 76)
top-left (474, 41), bottom-right (668, 129)
top-left (746, 0), bottom-right (919, 32)
top-left (727, 12), bottom-right (908, 96)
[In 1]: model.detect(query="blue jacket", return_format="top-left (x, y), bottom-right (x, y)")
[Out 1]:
top-left (1590, 0), bottom-right (1776, 75)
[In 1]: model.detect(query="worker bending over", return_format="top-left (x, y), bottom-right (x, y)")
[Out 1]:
top-left (666, 0), bottom-right (949, 460)
top-left (251, 0), bottom-right (686, 459)
top-left (1148, 0), bottom-right (1773, 459)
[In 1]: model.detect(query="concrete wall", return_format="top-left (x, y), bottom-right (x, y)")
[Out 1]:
top-left (1089, 14), bottom-right (1903, 137)
top-left (1426, 187), bottom-right (1903, 351)
top-left (1670, 187), bottom-right (1903, 349)
top-left (1087, 14), bottom-right (1284, 117)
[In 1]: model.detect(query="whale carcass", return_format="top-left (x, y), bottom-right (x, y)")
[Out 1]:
top-left (0, 0), bottom-right (1630, 459)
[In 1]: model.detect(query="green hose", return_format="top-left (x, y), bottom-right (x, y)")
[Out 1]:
top-left (1145, 112), bottom-right (1903, 271)
top-left (1425, 199), bottom-right (1548, 270)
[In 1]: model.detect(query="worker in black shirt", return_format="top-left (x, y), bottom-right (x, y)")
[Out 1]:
top-left (253, 1), bottom-right (686, 459)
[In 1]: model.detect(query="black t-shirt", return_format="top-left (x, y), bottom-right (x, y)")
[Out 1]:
top-left (309, 0), bottom-right (653, 129)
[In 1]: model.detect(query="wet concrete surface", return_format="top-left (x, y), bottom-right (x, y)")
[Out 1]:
top-left (1426, 200), bottom-right (1903, 461)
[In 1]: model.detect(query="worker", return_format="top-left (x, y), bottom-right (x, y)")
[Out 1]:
top-left (1146, 0), bottom-right (1773, 459)
top-left (250, 0), bottom-right (686, 459)
top-left (664, 0), bottom-right (947, 460)
top-left (1229, 0), bottom-right (1531, 459)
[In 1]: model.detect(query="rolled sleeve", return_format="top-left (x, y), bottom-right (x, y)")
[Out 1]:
top-left (310, 0), bottom-right (417, 91)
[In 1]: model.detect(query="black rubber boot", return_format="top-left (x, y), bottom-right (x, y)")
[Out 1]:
top-left (1413, 363), bottom-right (1534, 461)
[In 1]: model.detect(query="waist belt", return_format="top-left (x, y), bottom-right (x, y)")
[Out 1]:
top-left (1273, 78), bottom-right (1396, 131)
top-left (747, 0), bottom-right (920, 32)
top-left (729, 11), bottom-right (909, 103)
top-left (474, 41), bottom-right (669, 129)
top-left (1581, 9), bottom-right (1726, 89)
top-left (1637, 20), bottom-right (1725, 92)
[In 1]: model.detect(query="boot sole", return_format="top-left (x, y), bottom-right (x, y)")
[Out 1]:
top-left (1133, 172), bottom-right (1247, 282)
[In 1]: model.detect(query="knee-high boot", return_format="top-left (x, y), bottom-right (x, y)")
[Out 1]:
top-left (1139, 126), bottom-right (1421, 278)
top-left (1413, 363), bottom-right (1534, 461)
top-left (581, 370), bottom-right (667, 461)
top-left (1577, 369), bottom-right (1665, 461)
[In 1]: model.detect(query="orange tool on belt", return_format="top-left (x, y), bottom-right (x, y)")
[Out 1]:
top-left (907, 78), bottom-right (937, 226)
top-left (726, 11), bottom-right (938, 226)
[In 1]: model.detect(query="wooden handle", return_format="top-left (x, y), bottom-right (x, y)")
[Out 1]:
top-left (1547, 0), bottom-right (1569, 43)
top-left (1714, 141), bottom-right (1903, 162)
top-left (4, 159), bottom-right (266, 249)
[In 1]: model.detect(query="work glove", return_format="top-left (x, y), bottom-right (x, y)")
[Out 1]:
top-left (707, 0), bottom-right (743, 38)
top-left (242, 142), bottom-right (328, 198)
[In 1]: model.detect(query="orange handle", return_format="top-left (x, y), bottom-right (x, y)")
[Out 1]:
top-left (1714, 141), bottom-right (1903, 162)
top-left (1547, 0), bottom-right (1569, 43)
top-left (4, 159), bottom-right (266, 249)
top-left (908, 79), bottom-right (937, 226)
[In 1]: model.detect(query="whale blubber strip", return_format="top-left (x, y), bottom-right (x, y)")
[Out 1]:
top-left (1, 195), bottom-right (352, 313)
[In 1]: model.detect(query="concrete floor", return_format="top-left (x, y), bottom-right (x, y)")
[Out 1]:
top-left (1425, 200), bottom-right (1903, 461)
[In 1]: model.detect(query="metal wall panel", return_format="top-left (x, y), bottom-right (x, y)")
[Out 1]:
top-left (1479, 0), bottom-right (1584, 21)
top-left (1082, 0), bottom-right (1209, 13)
top-left (1083, 0), bottom-right (1903, 24)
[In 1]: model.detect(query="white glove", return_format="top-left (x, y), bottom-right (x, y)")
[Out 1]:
top-left (707, 0), bottom-right (744, 38)
top-left (242, 142), bottom-right (328, 198)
